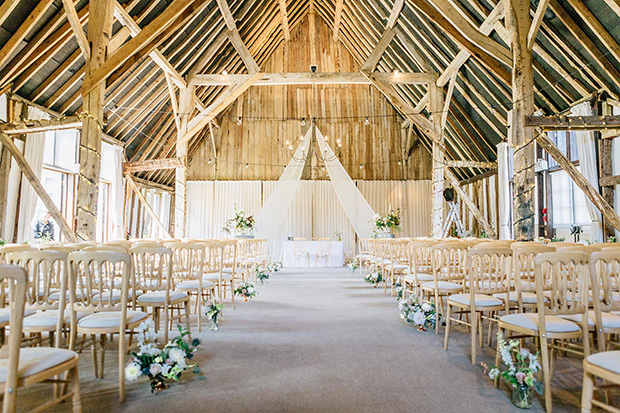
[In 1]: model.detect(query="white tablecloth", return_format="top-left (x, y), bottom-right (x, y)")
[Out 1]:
top-left (281, 240), bottom-right (344, 267)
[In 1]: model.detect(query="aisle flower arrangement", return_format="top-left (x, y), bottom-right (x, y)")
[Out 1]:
top-left (370, 207), bottom-right (401, 235)
top-left (394, 278), bottom-right (404, 301)
top-left (125, 322), bottom-right (201, 392)
top-left (205, 301), bottom-right (224, 330)
top-left (269, 261), bottom-right (282, 273)
top-left (253, 263), bottom-right (270, 284)
top-left (364, 267), bottom-right (383, 287)
top-left (235, 282), bottom-right (256, 301)
top-left (333, 230), bottom-right (343, 241)
top-left (398, 291), bottom-right (438, 331)
top-left (481, 334), bottom-right (543, 409)
top-left (348, 261), bottom-right (357, 272)
top-left (222, 205), bottom-right (255, 235)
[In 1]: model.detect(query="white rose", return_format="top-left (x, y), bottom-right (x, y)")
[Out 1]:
top-left (421, 303), bottom-right (432, 312)
top-left (125, 362), bottom-right (142, 381)
top-left (168, 348), bottom-right (186, 365)
top-left (413, 311), bottom-right (426, 325)
top-left (150, 363), bottom-right (163, 376)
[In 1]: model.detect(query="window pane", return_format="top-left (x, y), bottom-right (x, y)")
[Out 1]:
top-left (547, 131), bottom-right (558, 168)
top-left (43, 134), bottom-right (55, 165)
top-left (551, 170), bottom-right (571, 226)
top-left (569, 131), bottom-right (578, 161)
top-left (54, 129), bottom-right (78, 170)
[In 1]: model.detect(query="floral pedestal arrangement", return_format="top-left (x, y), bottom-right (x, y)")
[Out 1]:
top-left (370, 208), bottom-right (401, 238)
top-left (222, 205), bottom-right (255, 238)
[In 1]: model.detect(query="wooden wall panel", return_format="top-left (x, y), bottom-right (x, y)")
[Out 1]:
top-left (188, 13), bottom-right (431, 181)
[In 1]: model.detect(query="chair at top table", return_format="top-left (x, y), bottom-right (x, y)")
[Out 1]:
top-left (293, 238), bottom-right (310, 267)
top-left (315, 238), bottom-right (332, 268)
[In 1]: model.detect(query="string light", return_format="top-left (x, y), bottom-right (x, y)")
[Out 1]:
top-left (360, 163), bottom-right (363, 169)
top-left (393, 69), bottom-right (400, 75)
top-left (285, 140), bottom-right (290, 145)
top-left (237, 116), bottom-right (242, 126)
top-left (398, 160), bottom-right (402, 165)
top-left (208, 158), bottom-right (213, 164)
top-left (324, 135), bottom-right (328, 141)
top-left (301, 117), bottom-right (306, 126)
top-left (299, 134), bottom-right (304, 141)
top-left (364, 116), bottom-right (369, 126)
top-left (245, 163), bottom-right (249, 168)
top-left (222, 70), bottom-right (228, 75)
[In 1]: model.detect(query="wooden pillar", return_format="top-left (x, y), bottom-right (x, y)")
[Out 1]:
top-left (174, 85), bottom-right (194, 238)
top-left (0, 98), bottom-right (17, 239)
top-left (429, 82), bottom-right (444, 238)
top-left (598, 100), bottom-right (615, 239)
top-left (76, 0), bottom-right (114, 240)
top-left (506, 0), bottom-right (536, 240)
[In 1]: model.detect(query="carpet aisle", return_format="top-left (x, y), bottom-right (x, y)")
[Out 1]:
top-left (30, 268), bottom-right (584, 412)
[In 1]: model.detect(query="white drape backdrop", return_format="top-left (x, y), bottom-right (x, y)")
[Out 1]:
top-left (572, 102), bottom-right (603, 242)
top-left (186, 179), bottom-right (432, 257)
top-left (16, 107), bottom-right (49, 243)
top-left (497, 142), bottom-right (513, 239)
top-left (3, 139), bottom-right (23, 241)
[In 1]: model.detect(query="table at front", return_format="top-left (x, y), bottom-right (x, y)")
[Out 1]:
top-left (281, 240), bottom-right (344, 267)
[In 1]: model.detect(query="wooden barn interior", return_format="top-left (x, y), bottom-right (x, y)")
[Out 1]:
top-left (1, 0), bottom-right (620, 411)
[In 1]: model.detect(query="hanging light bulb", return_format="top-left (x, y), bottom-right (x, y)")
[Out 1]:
top-left (245, 163), bottom-right (249, 168)
top-left (393, 69), bottom-right (400, 75)
top-left (324, 135), bottom-right (328, 141)
top-left (237, 116), bottom-right (242, 126)
top-left (338, 142), bottom-right (342, 148)
top-left (301, 117), bottom-right (306, 126)
top-left (300, 134), bottom-right (304, 141)
top-left (360, 163), bottom-right (363, 169)
top-left (398, 160), bottom-right (402, 165)
top-left (285, 140), bottom-right (290, 146)
top-left (222, 70), bottom-right (228, 75)
top-left (364, 116), bottom-right (370, 126)
top-left (208, 158), bottom-right (213, 165)
top-left (490, 106), bottom-right (496, 115)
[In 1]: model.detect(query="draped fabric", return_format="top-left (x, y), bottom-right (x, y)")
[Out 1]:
top-left (101, 143), bottom-right (125, 240)
top-left (572, 102), bottom-right (603, 242)
top-left (186, 179), bottom-right (432, 258)
top-left (254, 127), bottom-right (312, 243)
top-left (17, 107), bottom-right (48, 243)
top-left (497, 142), bottom-right (513, 239)
top-left (314, 127), bottom-right (375, 239)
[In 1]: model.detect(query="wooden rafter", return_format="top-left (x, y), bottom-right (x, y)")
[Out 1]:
top-left (333, 0), bottom-right (344, 42)
top-left (190, 71), bottom-right (436, 85)
top-left (124, 157), bottom-right (185, 174)
top-left (217, 0), bottom-right (260, 72)
top-left (525, 115), bottom-right (620, 130)
top-left (279, 0), bottom-right (291, 41)
top-left (61, 0), bottom-right (90, 58)
top-left (0, 116), bottom-right (82, 135)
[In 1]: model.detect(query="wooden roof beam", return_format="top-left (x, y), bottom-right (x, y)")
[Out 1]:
top-left (61, 0), bottom-right (90, 58)
top-left (190, 71), bottom-right (436, 85)
top-left (527, 0), bottom-right (549, 50)
top-left (123, 157), bottom-right (184, 174)
top-left (0, 116), bottom-right (81, 135)
top-left (216, 0), bottom-right (260, 72)
top-left (525, 115), bottom-right (620, 130)
top-left (279, 0), bottom-right (291, 41)
top-left (333, 0), bottom-right (344, 42)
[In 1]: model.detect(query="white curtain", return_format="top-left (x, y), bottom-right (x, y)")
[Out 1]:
top-left (159, 192), bottom-right (171, 239)
top-left (572, 102), bottom-right (603, 242)
top-left (187, 181), bottom-right (215, 239)
top-left (17, 107), bottom-right (49, 243)
top-left (109, 145), bottom-right (125, 240)
top-left (3, 140), bottom-right (23, 241)
top-left (254, 128), bottom-right (312, 243)
top-left (315, 127), bottom-right (375, 239)
top-left (497, 142), bottom-right (513, 239)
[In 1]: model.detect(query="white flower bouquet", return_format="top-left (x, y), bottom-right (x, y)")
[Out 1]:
top-left (222, 204), bottom-right (255, 234)
top-left (204, 300), bottom-right (224, 330)
top-left (481, 333), bottom-right (543, 408)
top-left (253, 263), bottom-right (270, 284)
top-left (347, 262), bottom-right (357, 272)
top-left (398, 290), bottom-right (438, 331)
top-left (364, 267), bottom-right (383, 287)
top-left (125, 322), bottom-right (201, 392)
top-left (269, 262), bottom-right (282, 273)
top-left (234, 282), bottom-right (256, 301)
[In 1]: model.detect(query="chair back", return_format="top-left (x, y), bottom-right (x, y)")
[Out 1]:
top-left (557, 245), bottom-right (602, 253)
top-left (204, 241), bottom-right (225, 277)
top-left (512, 244), bottom-right (556, 292)
top-left (221, 240), bottom-right (238, 272)
top-left (467, 246), bottom-right (512, 300)
top-left (293, 237), bottom-right (307, 252)
top-left (0, 245), bottom-right (36, 264)
top-left (358, 238), bottom-right (371, 255)
top-left (130, 245), bottom-right (172, 293)
top-left (318, 237), bottom-right (332, 254)
top-left (0, 265), bottom-right (28, 409)
top-left (409, 240), bottom-right (436, 278)
top-left (164, 241), bottom-right (204, 281)
top-left (534, 251), bottom-right (590, 318)
top-left (589, 250), bottom-right (620, 313)
top-left (67, 251), bottom-right (132, 313)
top-left (431, 241), bottom-right (468, 282)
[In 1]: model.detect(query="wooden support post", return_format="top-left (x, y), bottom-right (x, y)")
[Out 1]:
top-left (598, 101), bottom-right (615, 239)
top-left (0, 132), bottom-right (78, 242)
top-left (76, 0), bottom-right (114, 241)
top-left (506, 0), bottom-right (536, 240)
top-left (429, 82), bottom-right (444, 238)
top-left (174, 86), bottom-right (194, 238)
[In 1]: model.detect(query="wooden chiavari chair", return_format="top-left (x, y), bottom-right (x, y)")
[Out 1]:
top-left (582, 350), bottom-right (620, 412)
top-left (588, 250), bottom-right (620, 352)
top-left (315, 238), bottom-right (332, 268)
top-left (401, 240), bottom-right (436, 298)
top-left (202, 241), bottom-right (235, 309)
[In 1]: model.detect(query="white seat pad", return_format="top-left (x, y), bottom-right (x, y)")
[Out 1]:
top-left (561, 311), bottom-right (620, 329)
top-left (176, 280), bottom-right (215, 290)
top-left (203, 272), bottom-right (234, 281)
top-left (0, 347), bottom-right (77, 383)
top-left (492, 292), bottom-right (538, 304)
top-left (403, 273), bottom-right (433, 283)
top-left (222, 268), bottom-right (235, 273)
top-left (390, 264), bottom-right (409, 270)
top-left (23, 310), bottom-right (87, 329)
top-left (0, 308), bottom-right (35, 325)
top-left (78, 310), bottom-right (148, 329)
top-left (137, 291), bottom-right (188, 304)
top-left (448, 293), bottom-right (503, 307)
top-left (499, 313), bottom-right (581, 333)
top-left (90, 289), bottom-right (140, 303)
top-left (586, 351), bottom-right (620, 375)
top-left (49, 290), bottom-right (86, 301)
top-left (420, 281), bottom-right (462, 291)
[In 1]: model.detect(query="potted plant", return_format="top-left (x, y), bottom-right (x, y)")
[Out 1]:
top-left (222, 205), bottom-right (255, 238)
top-left (482, 333), bottom-right (543, 409)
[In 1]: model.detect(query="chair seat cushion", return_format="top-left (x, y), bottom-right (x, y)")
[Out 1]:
top-left (499, 313), bottom-right (581, 333)
top-left (561, 311), bottom-right (620, 329)
top-left (586, 351), bottom-right (620, 375)
top-left (23, 310), bottom-right (87, 329)
top-left (0, 308), bottom-right (35, 325)
top-left (390, 264), bottom-right (409, 270)
top-left (448, 293), bottom-right (503, 307)
top-left (49, 290), bottom-right (86, 301)
top-left (356, 254), bottom-right (372, 260)
top-left (77, 310), bottom-right (148, 329)
top-left (492, 291), bottom-right (538, 304)
top-left (176, 280), bottom-right (215, 290)
top-left (90, 289), bottom-right (140, 303)
top-left (222, 268), bottom-right (235, 273)
top-left (0, 347), bottom-right (77, 383)
top-left (403, 273), bottom-right (434, 283)
top-left (420, 281), bottom-right (462, 291)
top-left (137, 291), bottom-right (188, 304)
top-left (203, 272), bottom-right (234, 281)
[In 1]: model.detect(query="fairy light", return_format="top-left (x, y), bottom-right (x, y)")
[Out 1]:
top-left (301, 117), bottom-right (306, 126)
top-left (393, 69), bottom-right (400, 75)
top-left (245, 163), bottom-right (249, 168)
top-left (285, 140), bottom-right (290, 145)
top-left (222, 70), bottom-right (228, 75)
top-left (360, 163), bottom-right (363, 169)
top-left (364, 116), bottom-right (369, 126)
top-left (300, 134), bottom-right (304, 141)
top-left (237, 116), bottom-right (242, 126)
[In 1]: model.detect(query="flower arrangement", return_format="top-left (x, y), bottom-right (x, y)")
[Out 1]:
top-left (234, 282), bottom-right (256, 301)
top-left (347, 261), bottom-right (357, 272)
top-left (222, 205), bottom-right (255, 234)
top-left (125, 322), bottom-right (201, 392)
top-left (333, 230), bottom-right (343, 241)
top-left (608, 235), bottom-right (616, 243)
top-left (205, 301), bottom-right (224, 330)
top-left (364, 267), bottom-right (383, 287)
top-left (370, 207), bottom-right (401, 235)
top-left (253, 263), bottom-right (270, 284)
top-left (481, 333), bottom-right (543, 409)
top-left (398, 290), bottom-right (438, 331)
top-left (0, 238), bottom-right (4, 246)
top-left (268, 261), bottom-right (282, 273)
top-left (394, 278), bottom-right (404, 301)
